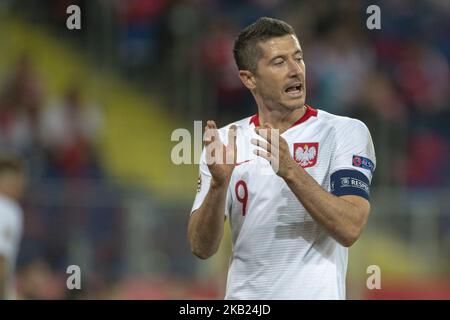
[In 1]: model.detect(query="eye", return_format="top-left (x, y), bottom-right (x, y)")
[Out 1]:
top-left (295, 56), bottom-right (303, 62)
top-left (274, 59), bottom-right (284, 66)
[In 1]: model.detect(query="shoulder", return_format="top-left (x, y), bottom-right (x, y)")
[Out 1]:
top-left (317, 110), bottom-right (369, 131)
top-left (316, 109), bottom-right (372, 140)
top-left (317, 110), bottom-right (376, 167)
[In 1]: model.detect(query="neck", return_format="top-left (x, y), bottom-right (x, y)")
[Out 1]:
top-left (257, 104), bottom-right (306, 133)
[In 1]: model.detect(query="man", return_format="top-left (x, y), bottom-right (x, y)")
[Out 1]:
top-left (188, 17), bottom-right (376, 299)
top-left (0, 154), bottom-right (25, 299)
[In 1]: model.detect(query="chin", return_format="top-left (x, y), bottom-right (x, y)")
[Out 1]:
top-left (283, 99), bottom-right (305, 110)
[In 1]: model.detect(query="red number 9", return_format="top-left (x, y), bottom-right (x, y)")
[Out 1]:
top-left (235, 180), bottom-right (248, 216)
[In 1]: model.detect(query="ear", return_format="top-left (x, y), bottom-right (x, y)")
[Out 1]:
top-left (238, 70), bottom-right (256, 91)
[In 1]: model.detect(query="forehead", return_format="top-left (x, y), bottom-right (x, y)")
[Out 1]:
top-left (259, 34), bottom-right (302, 59)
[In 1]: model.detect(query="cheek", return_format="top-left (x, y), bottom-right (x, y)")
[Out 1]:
top-left (255, 69), bottom-right (284, 97)
top-left (263, 74), bottom-right (283, 92)
top-left (261, 80), bottom-right (281, 98)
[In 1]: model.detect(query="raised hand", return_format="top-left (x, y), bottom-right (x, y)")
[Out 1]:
top-left (251, 123), bottom-right (297, 179)
top-left (204, 120), bottom-right (237, 186)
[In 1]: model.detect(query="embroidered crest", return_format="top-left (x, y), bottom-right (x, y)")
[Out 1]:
top-left (294, 143), bottom-right (319, 168)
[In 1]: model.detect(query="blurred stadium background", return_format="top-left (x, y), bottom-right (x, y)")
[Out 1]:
top-left (0, 0), bottom-right (449, 299)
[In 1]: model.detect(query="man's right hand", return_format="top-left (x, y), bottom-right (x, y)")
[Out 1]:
top-left (204, 120), bottom-right (237, 187)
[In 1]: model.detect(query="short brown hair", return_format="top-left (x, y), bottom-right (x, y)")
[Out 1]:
top-left (233, 17), bottom-right (296, 73)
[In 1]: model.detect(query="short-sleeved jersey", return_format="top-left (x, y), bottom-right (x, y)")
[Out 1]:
top-left (0, 194), bottom-right (23, 300)
top-left (191, 105), bottom-right (376, 300)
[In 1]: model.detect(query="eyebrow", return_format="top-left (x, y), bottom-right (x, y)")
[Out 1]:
top-left (268, 50), bottom-right (303, 63)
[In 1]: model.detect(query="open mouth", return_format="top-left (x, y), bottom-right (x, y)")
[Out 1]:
top-left (284, 83), bottom-right (303, 97)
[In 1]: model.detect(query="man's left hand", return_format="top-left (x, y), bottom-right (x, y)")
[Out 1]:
top-left (251, 123), bottom-right (299, 179)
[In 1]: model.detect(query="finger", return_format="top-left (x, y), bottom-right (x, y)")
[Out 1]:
top-left (206, 120), bottom-right (213, 131)
top-left (255, 125), bottom-right (276, 144)
top-left (254, 126), bottom-right (270, 143)
top-left (253, 149), bottom-right (272, 162)
top-left (228, 125), bottom-right (237, 164)
top-left (210, 121), bottom-right (220, 140)
top-left (206, 120), bottom-right (217, 137)
top-left (209, 120), bottom-right (217, 129)
top-left (264, 123), bottom-right (281, 148)
top-left (251, 138), bottom-right (271, 153)
top-left (204, 120), bottom-right (220, 146)
top-left (228, 125), bottom-right (237, 147)
top-left (204, 125), bottom-right (214, 146)
top-left (263, 123), bottom-right (272, 144)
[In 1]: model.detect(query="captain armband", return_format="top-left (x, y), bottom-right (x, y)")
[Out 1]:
top-left (330, 169), bottom-right (371, 200)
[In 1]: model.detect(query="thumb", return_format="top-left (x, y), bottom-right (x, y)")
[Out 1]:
top-left (228, 125), bottom-right (237, 163)
top-left (228, 125), bottom-right (237, 146)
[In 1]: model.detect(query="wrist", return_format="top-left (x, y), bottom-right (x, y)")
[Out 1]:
top-left (283, 164), bottom-right (303, 184)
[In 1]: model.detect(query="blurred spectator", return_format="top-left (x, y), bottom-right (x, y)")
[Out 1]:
top-left (0, 154), bottom-right (25, 299)
top-left (392, 40), bottom-right (449, 113)
top-left (199, 18), bottom-right (251, 121)
top-left (39, 85), bottom-right (103, 180)
top-left (404, 130), bottom-right (450, 187)
top-left (16, 258), bottom-right (66, 299)
top-left (3, 0), bottom-right (450, 299)
top-left (116, 0), bottom-right (169, 74)
top-left (307, 23), bottom-right (376, 114)
top-left (0, 54), bottom-right (43, 155)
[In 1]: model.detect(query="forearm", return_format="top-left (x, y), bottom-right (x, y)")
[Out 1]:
top-left (188, 180), bottom-right (229, 259)
top-left (284, 167), bottom-right (366, 247)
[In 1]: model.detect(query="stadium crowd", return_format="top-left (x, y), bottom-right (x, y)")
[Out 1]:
top-left (1, 0), bottom-right (449, 298)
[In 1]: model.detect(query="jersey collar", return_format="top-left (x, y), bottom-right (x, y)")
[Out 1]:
top-left (249, 104), bottom-right (318, 127)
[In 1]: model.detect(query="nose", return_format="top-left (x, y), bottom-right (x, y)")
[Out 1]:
top-left (287, 59), bottom-right (302, 77)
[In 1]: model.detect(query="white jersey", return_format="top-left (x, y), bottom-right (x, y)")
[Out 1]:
top-left (0, 194), bottom-right (23, 299)
top-left (191, 105), bottom-right (376, 300)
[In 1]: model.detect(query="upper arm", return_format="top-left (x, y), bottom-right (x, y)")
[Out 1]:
top-left (330, 119), bottom-right (376, 201)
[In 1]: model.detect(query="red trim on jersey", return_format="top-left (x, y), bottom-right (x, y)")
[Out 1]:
top-left (292, 105), bottom-right (318, 126)
top-left (249, 105), bottom-right (318, 127)
top-left (249, 114), bottom-right (260, 126)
